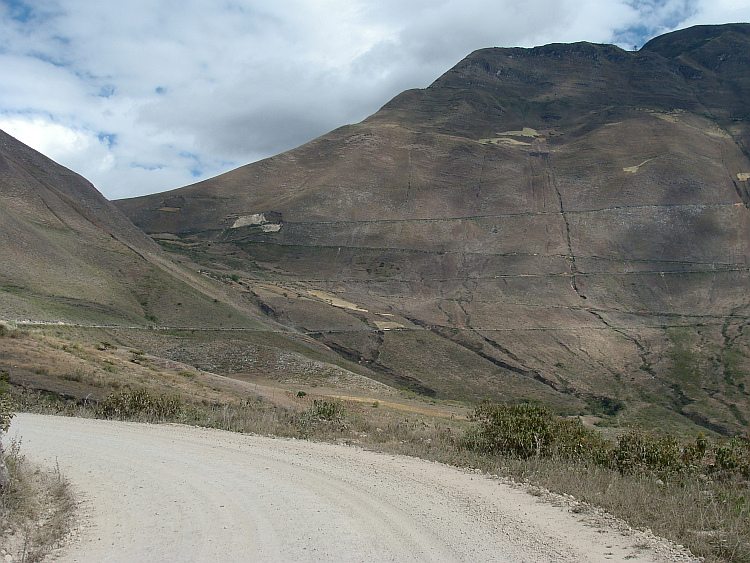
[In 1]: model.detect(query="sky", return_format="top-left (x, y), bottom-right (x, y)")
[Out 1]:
top-left (1, 0), bottom-right (748, 200)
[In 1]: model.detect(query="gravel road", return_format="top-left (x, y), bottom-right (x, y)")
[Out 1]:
top-left (9, 414), bottom-right (698, 562)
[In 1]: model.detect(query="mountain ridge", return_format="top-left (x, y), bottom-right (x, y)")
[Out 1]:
top-left (0, 128), bottom-right (275, 329)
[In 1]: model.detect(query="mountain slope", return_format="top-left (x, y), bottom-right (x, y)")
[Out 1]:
top-left (116, 24), bottom-right (750, 434)
top-left (0, 129), bottom-right (269, 328)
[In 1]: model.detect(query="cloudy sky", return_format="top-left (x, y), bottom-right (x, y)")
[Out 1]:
top-left (1, 0), bottom-right (748, 200)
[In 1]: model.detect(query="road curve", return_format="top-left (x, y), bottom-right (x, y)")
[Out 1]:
top-left (9, 414), bottom-right (695, 562)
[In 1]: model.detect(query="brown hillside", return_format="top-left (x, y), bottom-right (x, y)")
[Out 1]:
top-left (0, 129), bottom-right (270, 328)
top-left (109, 24), bottom-right (750, 434)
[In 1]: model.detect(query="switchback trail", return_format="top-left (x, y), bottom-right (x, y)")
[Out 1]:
top-left (9, 414), bottom-right (697, 562)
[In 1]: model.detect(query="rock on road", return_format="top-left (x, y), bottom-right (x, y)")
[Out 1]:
top-left (8, 414), bottom-right (697, 562)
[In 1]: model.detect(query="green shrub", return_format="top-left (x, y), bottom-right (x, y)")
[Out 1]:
top-left (612, 429), bottom-right (683, 478)
top-left (549, 418), bottom-right (610, 463)
top-left (713, 437), bottom-right (750, 480)
top-left (464, 401), bottom-right (555, 458)
top-left (294, 399), bottom-right (347, 439)
top-left (464, 401), bottom-right (611, 462)
top-left (309, 399), bottom-right (346, 421)
top-left (681, 433), bottom-right (708, 469)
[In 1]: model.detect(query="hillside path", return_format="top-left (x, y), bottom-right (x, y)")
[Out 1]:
top-left (9, 414), bottom-right (697, 562)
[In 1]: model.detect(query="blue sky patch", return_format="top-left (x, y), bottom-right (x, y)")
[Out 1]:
top-left (3, 0), bottom-right (33, 23)
top-left (99, 84), bottom-right (116, 98)
top-left (97, 133), bottom-right (117, 148)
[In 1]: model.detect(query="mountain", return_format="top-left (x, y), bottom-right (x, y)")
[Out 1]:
top-left (1, 128), bottom-right (395, 408)
top-left (111, 24), bottom-right (750, 434)
top-left (0, 128), bottom-right (273, 328)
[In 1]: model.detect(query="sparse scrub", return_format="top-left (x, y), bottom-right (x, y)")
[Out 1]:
top-left (11, 390), bottom-right (78, 417)
top-left (0, 440), bottom-right (76, 563)
top-left (129, 350), bottom-right (146, 363)
top-left (184, 397), bottom-right (299, 437)
top-left (461, 401), bottom-right (750, 562)
top-left (95, 389), bottom-right (184, 422)
top-left (0, 371), bottom-right (14, 433)
top-left (61, 371), bottom-right (84, 383)
top-left (308, 399), bottom-right (346, 421)
top-left (491, 454), bottom-right (749, 563)
top-left (0, 379), bottom-right (73, 562)
top-left (294, 399), bottom-right (348, 439)
top-left (0, 323), bottom-right (25, 339)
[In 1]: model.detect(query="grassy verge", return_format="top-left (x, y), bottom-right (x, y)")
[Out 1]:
top-left (14, 388), bottom-right (750, 562)
top-left (0, 439), bottom-right (76, 563)
top-left (494, 458), bottom-right (748, 563)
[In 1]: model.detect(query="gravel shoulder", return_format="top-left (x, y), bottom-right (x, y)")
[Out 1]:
top-left (9, 414), bottom-right (698, 562)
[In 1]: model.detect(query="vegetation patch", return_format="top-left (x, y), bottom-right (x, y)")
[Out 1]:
top-left (0, 373), bottom-right (74, 563)
top-left (0, 441), bottom-right (76, 563)
top-left (0, 323), bottom-right (25, 339)
top-left (294, 399), bottom-right (348, 439)
top-left (583, 395), bottom-right (625, 417)
top-left (668, 328), bottom-right (701, 386)
top-left (460, 400), bottom-right (750, 561)
top-left (95, 389), bottom-right (184, 422)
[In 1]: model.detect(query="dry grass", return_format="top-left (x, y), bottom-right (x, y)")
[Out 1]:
top-left (481, 457), bottom-right (749, 563)
top-left (0, 440), bottom-right (76, 563)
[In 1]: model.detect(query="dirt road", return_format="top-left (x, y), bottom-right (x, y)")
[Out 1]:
top-left (9, 414), bottom-right (696, 562)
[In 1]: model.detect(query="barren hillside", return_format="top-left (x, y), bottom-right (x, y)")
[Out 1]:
top-left (114, 24), bottom-right (750, 435)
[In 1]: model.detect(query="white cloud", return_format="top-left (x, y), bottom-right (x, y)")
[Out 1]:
top-left (0, 0), bottom-right (746, 199)
top-left (683, 0), bottom-right (750, 25)
top-left (0, 117), bottom-right (113, 173)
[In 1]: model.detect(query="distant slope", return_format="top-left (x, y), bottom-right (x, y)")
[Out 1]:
top-left (116, 24), bottom-right (750, 434)
top-left (0, 129), bottom-right (267, 328)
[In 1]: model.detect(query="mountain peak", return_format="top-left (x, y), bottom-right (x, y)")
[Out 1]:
top-left (641, 22), bottom-right (750, 58)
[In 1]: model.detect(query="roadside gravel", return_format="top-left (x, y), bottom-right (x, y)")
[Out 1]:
top-left (9, 414), bottom-right (699, 562)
